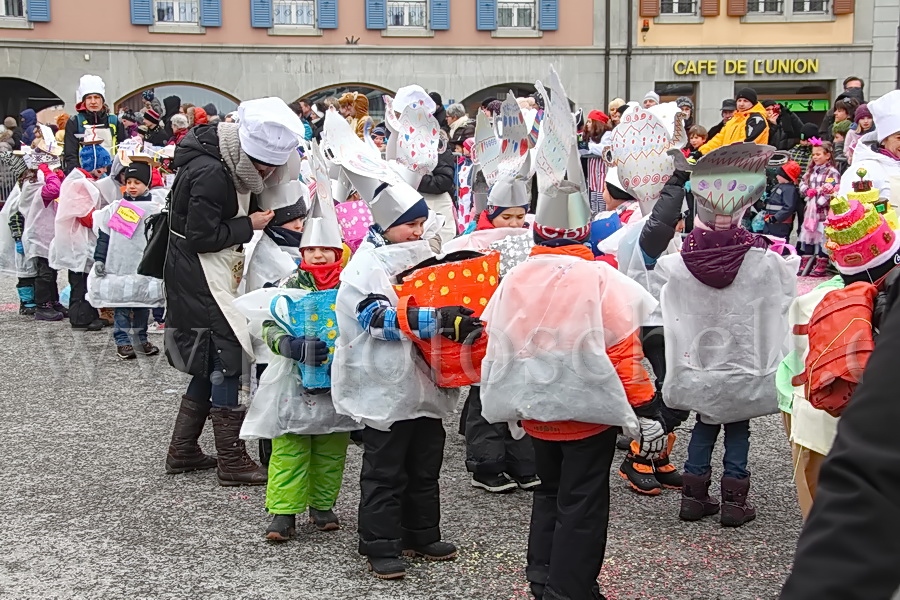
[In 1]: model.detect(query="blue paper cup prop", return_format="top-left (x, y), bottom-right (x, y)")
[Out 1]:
top-left (271, 289), bottom-right (340, 389)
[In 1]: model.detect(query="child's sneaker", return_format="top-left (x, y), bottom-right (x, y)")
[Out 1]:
top-left (147, 321), bottom-right (165, 334)
top-left (265, 514), bottom-right (296, 541)
top-left (402, 540), bottom-right (458, 561)
top-left (367, 556), bottom-right (406, 580)
top-left (116, 345), bottom-right (137, 360)
top-left (471, 472), bottom-right (517, 493)
top-left (309, 508), bottom-right (340, 531)
top-left (508, 473), bottom-right (541, 490)
top-left (619, 442), bottom-right (661, 496)
top-left (136, 342), bottom-right (160, 356)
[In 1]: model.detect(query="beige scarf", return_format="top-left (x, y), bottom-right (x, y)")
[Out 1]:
top-left (217, 122), bottom-right (264, 195)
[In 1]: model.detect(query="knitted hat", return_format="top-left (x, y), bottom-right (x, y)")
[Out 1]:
top-left (486, 203), bottom-right (527, 222)
top-left (142, 90), bottom-right (155, 101)
top-left (643, 91), bottom-right (660, 105)
top-left (833, 119), bottom-right (851, 136)
top-left (143, 109), bottom-right (161, 126)
top-left (676, 96), bottom-right (694, 110)
top-left (79, 144), bottom-right (112, 172)
top-left (587, 109), bottom-right (609, 123)
top-left (0, 152), bottom-right (27, 181)
top-left (825, 196), bottom-right (900, 275)
top-left (735, 88), bottom-right (758, 106)
top-left (778, 160), bottom-right (802, 184)
top-left (272, 198), bottom-right (307, 227)
top-left (800, 122), bottom-right (819, 141)
top-left (854, 103), bottom-right (872, 124)
top-left (123, 161), bottom-right (152, 187)
top-left (388, 197), bottom-right (429, 230)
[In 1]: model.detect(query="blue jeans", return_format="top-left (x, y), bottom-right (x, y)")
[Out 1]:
top-left (684, 416), bottom-right (750, 479)
top-left (186, 352), bottom-right (240, 409)
top-left (152, 307), bottom-right (165, 324)
top-left (113, 308), bottom-right (150, 347)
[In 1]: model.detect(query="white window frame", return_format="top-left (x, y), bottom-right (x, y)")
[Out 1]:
top-left (269, 0), bottom-right (323, 36)
top-left (382, 0), bottom-right (434, 37)
top-left (497, 0), bottom-right (536, 29)
top-left (654, 0), bottom-right (703, 24)
top-left (743, 0), bottom-right (834, 23)
top-left (491, 0), bottom-right (544, 37)
top-left (387, 0), bottom-right (427, 28)
top-left (0, 0), bottom-right (31, 30)
top-left (149, 0), bottom-right (206, 33)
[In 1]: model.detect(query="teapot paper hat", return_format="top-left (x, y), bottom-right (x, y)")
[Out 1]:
top-left (301, 140), bottom-right (344, 250)
top-left (690, 142), bottom-right (774, 231)
top-left (483, 92), bottom-right (533, 209)
top-left (383, 85), bottom-right (441, 186)
top-left (532, 66), bottom-right (591, 237)
top-left (323, 109), bottom-right (424, 231)
top-left (605, 103), bottom-right (687, 216)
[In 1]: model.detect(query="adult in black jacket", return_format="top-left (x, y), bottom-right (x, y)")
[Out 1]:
top-left (162, 94), bottom-right (182, 138)
top-left (780, 272), bottom-right (900, 600)
top-left (163, 98), bottom-right (305, 486)
top-left (706, 99), bottom-right (736, 141)
top-left (417, 142), bottom-right (457, 244)
top-left (763, 101), bottom-right (804, 151)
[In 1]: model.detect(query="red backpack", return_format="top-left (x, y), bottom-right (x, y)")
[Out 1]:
top-left (791, 282), bottom-right (877, 417)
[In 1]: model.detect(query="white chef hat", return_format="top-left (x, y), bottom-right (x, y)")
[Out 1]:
top-left (76, 74), bottom-right (106, 103)
top-left (868, 89), bottom-right (900, 143)
top-left (238, 97), bottom-right (305, 166)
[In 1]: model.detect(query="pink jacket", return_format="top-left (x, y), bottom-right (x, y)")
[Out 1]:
top-left (38, 164), bottom-right (61, 207)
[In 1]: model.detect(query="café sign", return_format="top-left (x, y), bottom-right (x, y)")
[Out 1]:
top-left (673, 58), bottom-right (820, 76)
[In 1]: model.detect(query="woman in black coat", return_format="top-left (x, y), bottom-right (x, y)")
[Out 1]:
top-left (163, 99), bottom-right (304, 486)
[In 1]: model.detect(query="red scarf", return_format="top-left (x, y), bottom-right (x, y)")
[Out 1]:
top-left (529, 243), bottom-right (595, 261)
top-left (301, 260), bottom-right (342, 290)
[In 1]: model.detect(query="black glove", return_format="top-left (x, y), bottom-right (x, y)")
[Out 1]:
top-left (436, 306), bottom-right (484, 345)
top-left (279, 335), bottom-right (329, 365)
top-left (668, 169), bottom-right (690, 188)
top-left (688, 149), bottom-right (703, 161)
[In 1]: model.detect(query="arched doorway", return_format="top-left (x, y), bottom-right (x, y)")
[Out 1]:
top-left (461, 83), bottom-right (574, 116)
top-left (116, 83), bottom-right (240, 120)
top-left (0, 78), bottom-right (64, 121)
top-left (299, 83), bottom-right (394, 123)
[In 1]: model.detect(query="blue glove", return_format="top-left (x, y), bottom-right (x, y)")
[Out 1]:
top-left (279, 335), bottom-right (329, 366)
top-left (15, 240), bottom-right (23, 255)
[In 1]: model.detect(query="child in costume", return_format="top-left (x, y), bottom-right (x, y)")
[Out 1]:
top-left (1, 152), bottom-right (41, 316)
top-left (762, 159), bottom-right (801, 240)
top-left (777, 183), bottom-right (900, 520)
top-left (480, 67), bottom-right (663, 600)
top-left (589, 166), bottom-right (640, 260)
top-left (259, 177), bottom-right (359, 540)
top-left (88, 158), bottom-right (163, 359)
top-left (789, 123), bottom-right (818, 174)
top-left (326, 110), bottom-right (474, 580)
top-left (652, 143), bottom-right (798, 527)
top-left (798, 140), bottom-right (841, 277)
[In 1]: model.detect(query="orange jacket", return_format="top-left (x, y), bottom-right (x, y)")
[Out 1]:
top-left (699, 102), bottom-right (769, 154)
top-left (521, 244), bottom-right (656, 441)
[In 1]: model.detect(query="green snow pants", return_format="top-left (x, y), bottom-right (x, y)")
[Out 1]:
top-left (265, 431), bottom-right (351, 515)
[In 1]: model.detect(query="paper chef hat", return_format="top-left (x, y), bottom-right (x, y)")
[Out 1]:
top-left (867, 89), bottom-right (900, 143)
top-left (76, 74), bottom-right (106, 103)
top-left (238, 97), bottom-right (305, 167)
top-left (690, 142), bottom-right (774, 231)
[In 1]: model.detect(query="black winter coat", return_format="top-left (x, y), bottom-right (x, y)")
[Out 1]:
top-left (63, 110), bottom-right (126, 174)
top-left (163, 124), bottom-right (253, 377)
top-left (640, 171), bottom-right (688, 261)
top-left (779, 278), bottom-right (900, 600)
top-left (143, 124), bottom-right (170, 147)
top-left (769, 110), bottom-right (804, 151)
top-left (418, 148), bottom-right (456, 199)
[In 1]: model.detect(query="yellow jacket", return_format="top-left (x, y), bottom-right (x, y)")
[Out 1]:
top-left (699, 102), bottom-right (769, 154)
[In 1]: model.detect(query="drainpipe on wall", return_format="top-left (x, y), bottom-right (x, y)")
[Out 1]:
top-left (896, 25), bottom-right (900, 87)
top-left (625, 0), bottom-right (633, 102)
top-left (604, 0), bottom-right (611, 107)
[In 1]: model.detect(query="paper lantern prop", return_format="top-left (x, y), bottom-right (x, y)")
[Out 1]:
top-left (271, 289), bottom-right (340, 390)
top-left (393, 250), bottom-right (501, 387)
top-left (335, 200), bottom-right (374, 252)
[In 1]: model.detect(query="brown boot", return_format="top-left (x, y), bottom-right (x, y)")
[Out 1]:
top-left (720, 475), bottom-right (756, 527)
top-left (210, 406), bottom-right (267, 486)
top-left (165, 395), bottom-right (217, 474)
top-left (679, 471), bottom-right (720, 521)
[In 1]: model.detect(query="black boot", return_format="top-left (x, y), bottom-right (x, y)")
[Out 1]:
top-left (619, 442), bottom-right (661, 496)
top-left (679, 471), bottom-right (720, 521)
top-left (34, 302), bottom-right (64, 322)
top-left (367, 556), bottom-right (406, 580)
top-left (720, 475), bottom-right (756, 527)
top-left (309, 507), bottom-right (340, 531)
top-left (402, 540), bottom-right (458, 561)
top-left (258, 439), bottom-right (272, 467)
top-left (210, 406), bottom-right (267, 486)
top-left (265, 514), bottom-right (296, 541)
top-left (165, 395), bottom-right (217, 474)
top-left (652, 433), bottom-right (683, 489)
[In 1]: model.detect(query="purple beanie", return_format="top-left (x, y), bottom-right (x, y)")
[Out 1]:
top-left (854, 103), bottom-right (872, 123)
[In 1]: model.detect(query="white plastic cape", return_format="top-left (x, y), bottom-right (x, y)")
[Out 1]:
top-left (839, 136), bottom-right (900, 204)
top-left (235, 288), bottom-right (361, 440)
top-left (480, 254), bottom-right (657, 439)
top-left (240, 231), bottom-right (299, 296)
top-left (19, 174), bottom-right (56, 260)
top-left (331, 240), bottom-right (457, 431)
top-left (787, 285), bottom-right (840, 456)
top-left (0, 185), bottom-right (37, 277)
top-left (87, 199), bottom-right (164, 308)
top-left (655, 247), bottom-right (798, 424)
top-left (442, 227), bottom-right (534, 279)
top-left (48, 170), bottom-right (106, 273)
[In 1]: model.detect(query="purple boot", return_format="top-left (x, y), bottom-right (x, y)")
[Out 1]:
top-left (679, 471), bottom-right (720, 521)
top-left (720, 475), bottom-right (756, 527)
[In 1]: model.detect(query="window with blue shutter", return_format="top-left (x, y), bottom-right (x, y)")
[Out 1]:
top-left (430, 0), bottom-right (449, 29)
top-left (199, 0), bottom-right (222, 26)
top-left (365, 0), bottom-right (386, 29)
top-left (538, 0), bottom-right (557, 30)
top-left (250, 0), bottom-right (273, 28)
top-left (26, 0), bottom-right (51, 22)
top-left (476, 0), bottom-right (497, 30)
top-left (317, 0), bottom-right (338, 28)
top-left (130, 0), bottom-right (154, 25)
